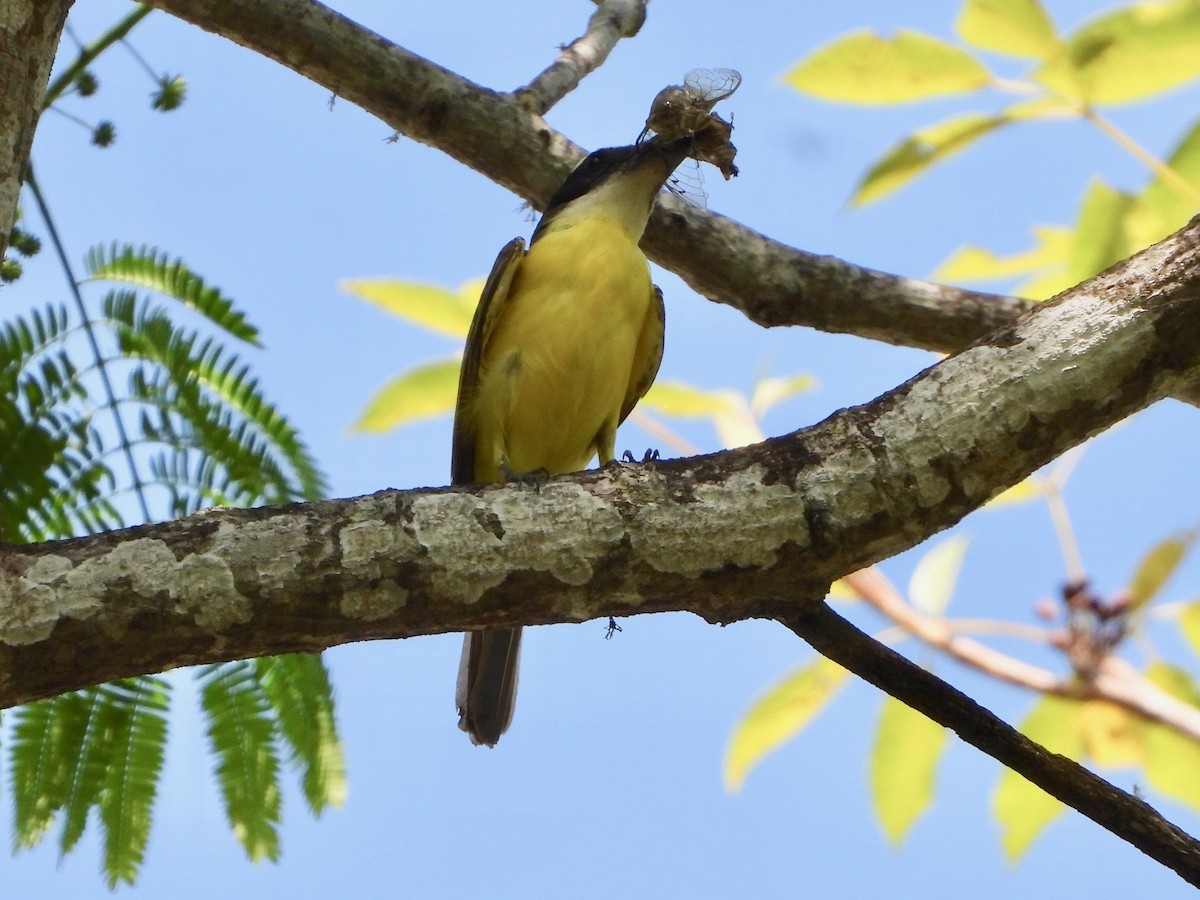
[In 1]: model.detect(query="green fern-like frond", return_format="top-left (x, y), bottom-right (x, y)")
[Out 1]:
top-left (255, 655), bottom-right (347, 814)
top-left (0, 304), bottom-right (116, 541)
top-left (103, 290), bottom-right (325, 503)
top-left (146, 448), bottom-right (240, 517)
top-left (200, 662), bottom-right (282, 862)
top-left (10, 692), bottom-right (93, 849)
top-left (96, 678), bottom-right (170, 887)
top-left (11, 678), bottom-right (170, 887)
top-left (86, 242), bottom-right (260, 344)
top-left (58, 688), bottom-right (107, 855)
top-left (6, 239), bottom-right (332, 883)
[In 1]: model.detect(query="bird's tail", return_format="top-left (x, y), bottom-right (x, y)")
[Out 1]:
top-left (456, 627), bottom-right (522, 747)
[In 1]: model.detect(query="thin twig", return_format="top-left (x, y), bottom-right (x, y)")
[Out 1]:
top-left (844, 568), bottom-right (1200, 742)
top-left (42, 4), bottom-right (153, 108)
top-left (25, 167), bottom-right (153, 524)
top-left (1044, 445), bottom-right (1087, 582)
top-left (943, 617), bottom-right (1051, 642)
top-left (781, 602), bottom-right (1200, 888)
top-left (847, 568), bottom-right (1067, 693)
top-left (1084, 107), bottom-right (1200, 207)
top-left (514, 0), bottom-right (648, 115)
top-left (628, 408), bottom-right (701, 457)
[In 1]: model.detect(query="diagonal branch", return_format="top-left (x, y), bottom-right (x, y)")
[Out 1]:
top-left (141, 0), bottom-right (1200, 406)
top-left (515, 0), bottom-right (649, 115)
top-left (845, 567), bottom-right (1200, 742)
top-left (3, 213), bottom-right (1198, 710)
top-left (784, 602), bottom-right (1200, 887)
top-left (141, 0), bottom-right (1031, 349)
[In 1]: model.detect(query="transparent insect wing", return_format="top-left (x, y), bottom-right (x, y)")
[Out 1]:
top-left (681, 68), bottom-right (742, 107)
top-left (665, 158), bottom-right (707, 209)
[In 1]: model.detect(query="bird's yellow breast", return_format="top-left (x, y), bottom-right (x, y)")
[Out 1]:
top-left (468, 216), bottom-right (656, 482)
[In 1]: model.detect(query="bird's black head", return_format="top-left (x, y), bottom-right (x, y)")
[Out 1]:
top-left (531, 138), bottom-right (691, 242)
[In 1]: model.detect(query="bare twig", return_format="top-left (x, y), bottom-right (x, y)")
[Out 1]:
top-left (515, 0), bottom-right (649, 115)
top-left (140, 0), bottom-right (1200, 408)
top-left (782, 602), bottom-right (1200, 888)
top-left (844, 568), bottom-right (1200, 742)
top-left (1045, 446), bottom-right (1088, 582)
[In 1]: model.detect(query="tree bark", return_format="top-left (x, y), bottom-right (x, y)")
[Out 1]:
top-left (3, 0), bottom-right (1200, 881)
top-left (4, 211), bottom-right (1198, 708)
top-left (140, 0), bottom-right (1200, 408)
top-left (0, 0), bottom-right (73, 259)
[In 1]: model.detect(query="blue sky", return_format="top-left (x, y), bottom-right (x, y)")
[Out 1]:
top-left (7, 0), bottom-right (1200, 896)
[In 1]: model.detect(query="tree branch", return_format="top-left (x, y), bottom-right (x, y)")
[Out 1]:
top-left (134, 0), bottom-right (1028, 347)
top-left (514, 0), bottom-right (648, 115)
top-left (845, 568), bottom-right (1200, 743)
top-left (140, 0), bottom-right (1200, 406)
top-left (0, 0), bottom-right (74, 260)
top-left (783, 602), bottom-right (1200, 887)
top-left (6, 0), bottom-right (1200, 879)
top-left (4, 213), bottom-right (1198, 709)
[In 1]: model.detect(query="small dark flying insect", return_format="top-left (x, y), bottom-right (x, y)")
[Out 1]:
top-left (640, 68), bottom-right (741, 143)
top-left (639, 67), bottom-right (741, 181)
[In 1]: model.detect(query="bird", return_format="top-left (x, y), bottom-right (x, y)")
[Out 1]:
top-left (452, 135), bottom-right (694, 746)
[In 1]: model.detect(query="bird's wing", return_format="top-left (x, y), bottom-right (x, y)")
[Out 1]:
top-left (619, 283), bottom-right (666, 426)
top-left (451, 237), bottom-right (526, 485)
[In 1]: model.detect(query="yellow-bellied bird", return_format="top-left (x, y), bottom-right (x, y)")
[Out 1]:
top-left (453, 136), bottom-right (692, 746)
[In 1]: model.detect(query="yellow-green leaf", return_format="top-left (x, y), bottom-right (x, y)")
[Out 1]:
top-left (350, 357), bottom-right (460, 433)
top-left (1068, 178), bottom-right (1136, 284)
top-left (852, 113), bottom-right (1007, 205)
top-left (784, 29), bottom-right (991, 105)
top-left (908, 535), bottom-right (970, 617)
top-left (1014, 269), bottom-right (1076, 301)
top-left (1079, 701), bottom-right (1144, 768)
top-left (713, 405), bottom-right (764, 449)
top-left (1146, 660), bottom-right (1200, 704)
top-left (985, 477), bottom-right (1044, 508)
top-left (1131, 121), bottom-right (1200, 245)
top-left (1036, 1), bottom-right (1200, 105)
top-left (1128, 533), bottom-right (1193, 611)
top-left (871, 695), bottom-right (948, 844)
top-left (827, 578), bottom-right (859, 601)
top-left (956, 0), bottom-right (1059, 59)
top-left (1143, 662), bottom-right (1200, 813)
top-left (750, 374), bottom-right (817, 419)
top-left (932, 226), bottom-right (1071, 288)
top-left (724, 658), bottom-right (849, 793)
top-left (340, 278), bottom-right (482, 339)
top-left (993, 695), bottom-right (1086, 860)
top-left (1178, 602), bottom-right (1200, 659)
top-left (640, 381), bottom-right (735, 418)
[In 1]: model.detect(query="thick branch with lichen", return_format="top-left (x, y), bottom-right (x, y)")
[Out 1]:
top-left (140, 0), bottom-right (1200, 407)
top-left (4, 213), bottom-right (1198, 709)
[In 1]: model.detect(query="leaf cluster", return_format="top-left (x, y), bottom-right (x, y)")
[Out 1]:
top-left (784, 0), bottom-right (1200, 298)
top-left (726, 496), bottom-right (1200, 857)
top-left (341, 277), bottom-right (815, 453)
top-left (2, 239), bottom-right (341, 883)
top-left (3, 8), bottom-right (344, 884)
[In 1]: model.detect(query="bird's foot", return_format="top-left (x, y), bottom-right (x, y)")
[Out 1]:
top-left (619, 448), bottom-right (661, 465)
